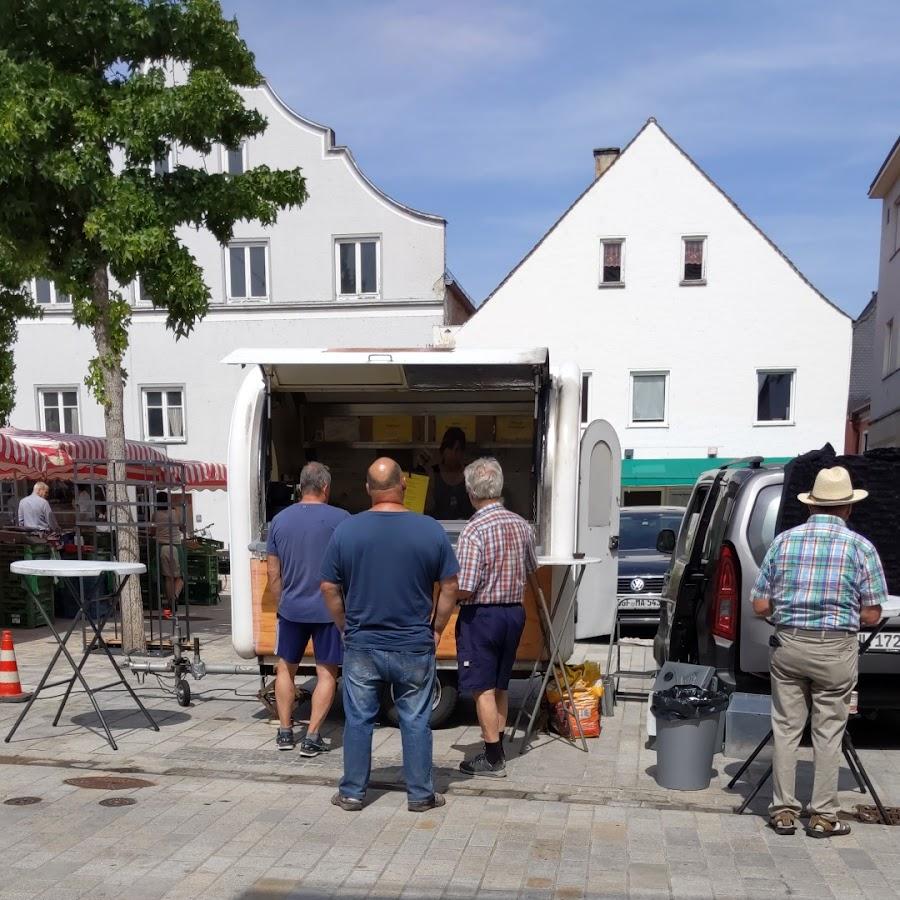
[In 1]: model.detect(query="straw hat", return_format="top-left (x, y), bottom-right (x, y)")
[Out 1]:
top-left (798, 466), bottom-right (868, 507)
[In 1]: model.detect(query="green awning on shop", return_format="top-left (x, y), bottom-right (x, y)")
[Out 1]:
top-left (621, 457), bottom-right (791, 487)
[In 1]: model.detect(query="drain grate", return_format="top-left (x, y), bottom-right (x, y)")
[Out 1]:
top-left (854, 804), bottom-right (900, 826)
top-left (64, 776), bottom-right (155, 791)
top-left (3, 796), bottom-right (41, 806)
top-left (99, 797), bottom-right (137, 808)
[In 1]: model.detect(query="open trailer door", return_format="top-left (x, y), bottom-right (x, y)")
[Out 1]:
top-left (575, 419), bottom-right (621, 639)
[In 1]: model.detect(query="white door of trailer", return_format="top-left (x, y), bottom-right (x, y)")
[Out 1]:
top-left (575, 419), bottom-right (621, 638)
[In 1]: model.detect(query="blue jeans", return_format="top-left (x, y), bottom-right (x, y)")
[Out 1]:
top-left (341, 646), bottom-right (435, 803)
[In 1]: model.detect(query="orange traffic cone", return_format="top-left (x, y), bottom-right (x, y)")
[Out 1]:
top-left (0, 630), bottom-right (32, 703)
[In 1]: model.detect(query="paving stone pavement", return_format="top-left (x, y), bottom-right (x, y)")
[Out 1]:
top-left (0, 606), bottom-right (898, 898)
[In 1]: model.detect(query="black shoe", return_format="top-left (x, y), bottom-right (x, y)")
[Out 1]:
top-left (276, 729), bottom-right (294, 751)
top-left (298, 734), bottom-right (329, 757)
top-left (408, 793), bottom-right (446, 813)
top-left (459, 752), bottom-right (507, 778)
top-left (331, 792), bottom-right (363, 812)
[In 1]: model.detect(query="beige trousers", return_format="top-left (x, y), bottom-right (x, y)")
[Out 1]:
top-left (769, 629), bottom-right (857, 820)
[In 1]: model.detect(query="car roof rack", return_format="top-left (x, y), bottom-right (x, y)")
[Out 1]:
top-left (717, 456), bottom-right (764, 471)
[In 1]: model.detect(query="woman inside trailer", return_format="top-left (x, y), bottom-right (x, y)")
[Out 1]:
top-left (425, 427), bottom-right (474, 521)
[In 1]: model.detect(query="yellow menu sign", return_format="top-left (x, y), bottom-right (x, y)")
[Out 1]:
top-left (496, 415), bottom-right (534, 442)
top-left (372, 415), bottom-right (412, 443)
top-left (435, 415), bottom-right (475, 443)
top-left (402, 472), bottom-right (430, 514)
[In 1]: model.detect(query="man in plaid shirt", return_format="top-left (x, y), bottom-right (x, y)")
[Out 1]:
top-left (455, 457), bottom-right (539, 778)
top-left (751, 466), bottom-right (886, 838)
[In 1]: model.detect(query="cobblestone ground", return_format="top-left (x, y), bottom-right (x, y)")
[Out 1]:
top-left (0, 607), bottom-right (898, 898)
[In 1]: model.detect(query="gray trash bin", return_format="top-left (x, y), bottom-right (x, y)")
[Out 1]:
top-left (652, 686), bottom-right (729, 791)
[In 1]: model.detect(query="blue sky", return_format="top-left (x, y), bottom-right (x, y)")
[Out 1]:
top-left (222, 1), bottom-right (899, 316)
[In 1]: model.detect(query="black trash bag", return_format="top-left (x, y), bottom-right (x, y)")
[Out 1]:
top-left (651, 685), bottom-right (729, 721)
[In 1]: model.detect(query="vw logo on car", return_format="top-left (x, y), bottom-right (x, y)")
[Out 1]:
top-left (629, 577), bottom-right (645, 593)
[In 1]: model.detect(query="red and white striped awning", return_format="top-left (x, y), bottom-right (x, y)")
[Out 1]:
top-left (177, 461), bottom-right (227, 492)
top-left (0, 432), bottom-right (49, 480)
top-left (1, 428), bottom-right (227, 491)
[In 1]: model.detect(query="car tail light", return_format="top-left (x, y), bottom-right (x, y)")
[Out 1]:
top-left (711, 544), bottom-right (739, 641)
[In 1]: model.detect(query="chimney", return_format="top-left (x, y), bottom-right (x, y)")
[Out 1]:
top-left (593, 147), bottom-right (620, 179)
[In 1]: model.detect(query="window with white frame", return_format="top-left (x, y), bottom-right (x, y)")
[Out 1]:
top-left (599, 239), bottom-right (624, 285)
top-left (30, 278), bottom-right (70, 305)
top-left (884, 319), bottom-right (898, 376)
top-left (335, 237), bottom-right (380, 298)
top-left (226, 242), bottom-right (269, 301)
top-left (756, 370), bottom-right (794, 423)
top-left (133, 276), bottom-right (153, 305)
top-left (142, 387), bottom-right (185, 442)
top-left (681, 237), bottom-right (706, 283)
top-left (152, 152), bottom-right (171, 176)
top-left (223, 144), bottom-right (245, 176)
top-left (581, 372), bottom-right (592, 424)
top-left (38, 388), bottom-right (79, 433)
top-left (630, 372), bottom-right (668, 425)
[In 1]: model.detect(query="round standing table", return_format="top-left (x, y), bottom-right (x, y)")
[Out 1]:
top-left (3, 559), bottom-right (158, 750)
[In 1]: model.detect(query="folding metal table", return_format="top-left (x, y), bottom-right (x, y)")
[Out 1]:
top-left (728, 595), bottom-right (900, 825)
top-left (4, 559), bottom-right (158, 750)
top-left (509, 555), bottom-right (602, 753)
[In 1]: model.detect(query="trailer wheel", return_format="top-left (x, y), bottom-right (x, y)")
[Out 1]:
top-left (176, 680), bottom-right (191, 707)
top-left (383, 673), bottom-right (458, 728)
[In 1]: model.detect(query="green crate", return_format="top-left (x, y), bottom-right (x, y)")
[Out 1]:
top-left (0, 594), bottom-right (51, 628)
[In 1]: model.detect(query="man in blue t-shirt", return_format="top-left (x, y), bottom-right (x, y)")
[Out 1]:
top-left (321, 458), bottom-right (459, 813)
top-left (267, 462), bottom-right (349, 755)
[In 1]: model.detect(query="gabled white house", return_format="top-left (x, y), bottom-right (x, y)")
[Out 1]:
top-left (867, 135), bottom-right (900, 448)
top-left (456, 119), bottom-right (851, 505)
top-left (11, 81), bottom-right (472, 539)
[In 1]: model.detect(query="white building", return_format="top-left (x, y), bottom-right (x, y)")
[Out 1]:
top-left (456, 119), bottom-right (851, 505)
top-left (867, 136), bottom-right (900, 448)
top-left (11, 82), bottom-right (472, 539)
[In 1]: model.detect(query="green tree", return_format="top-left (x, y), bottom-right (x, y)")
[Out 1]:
top-left (0, 0), bottom-right (308, 651)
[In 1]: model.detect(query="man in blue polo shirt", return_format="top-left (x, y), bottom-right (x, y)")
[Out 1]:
top-left (321, 458), bottom-right (459, 813)
top-left (267, 462), bottom-right (349, 755)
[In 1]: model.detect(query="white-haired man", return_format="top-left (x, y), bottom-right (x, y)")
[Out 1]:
top-left (17, 482), bottom-right (59, 532)
top-left (455, 457), bottom-right (538, 778)
top-left (752, 466), bottom-right (886, 838)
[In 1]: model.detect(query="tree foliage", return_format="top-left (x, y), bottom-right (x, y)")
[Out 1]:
top-left (0, 0), bottom-right (309, 411)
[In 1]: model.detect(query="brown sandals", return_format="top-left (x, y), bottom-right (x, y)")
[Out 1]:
top-left (769, 811), bottom-right (797, 835)
top-left (805, 815), bottom-right (852, 838)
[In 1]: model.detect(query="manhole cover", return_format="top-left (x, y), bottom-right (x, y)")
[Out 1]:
top-left (99, 797), bottom-right (137, 808)
top-left (3, 796), bottom-right (41, 806)
top-left (854, 804), bottom-right (900, 826)
top-left (64, 776), bottom-right (154, 790)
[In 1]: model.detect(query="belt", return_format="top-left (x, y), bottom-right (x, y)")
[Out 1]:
top-left (775, 625), bottom-right (856, 638)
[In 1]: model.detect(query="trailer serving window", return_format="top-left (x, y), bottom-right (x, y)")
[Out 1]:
top-left (250, 352), bottom-right (549, 543)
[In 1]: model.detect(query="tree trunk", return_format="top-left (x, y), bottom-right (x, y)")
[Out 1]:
top-left (91, 266), bottom-right (146, 654)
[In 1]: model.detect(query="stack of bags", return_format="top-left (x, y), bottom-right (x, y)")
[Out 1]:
top-left (546, 661), bottom-right (604, 738)
top-left (777, 445), bottom-right (900, 595)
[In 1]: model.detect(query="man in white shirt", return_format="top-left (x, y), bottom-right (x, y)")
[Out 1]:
top-left (17, 482), bottom-right (59, 532)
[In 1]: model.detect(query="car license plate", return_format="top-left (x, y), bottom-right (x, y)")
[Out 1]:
top-left (618, 597), bottom-right (660, 610)
top-left (859, 632), bottom-right (900, 652)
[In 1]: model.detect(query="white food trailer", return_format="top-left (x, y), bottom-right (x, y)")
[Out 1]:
top-left (223, 347), bottom-right (621, 723)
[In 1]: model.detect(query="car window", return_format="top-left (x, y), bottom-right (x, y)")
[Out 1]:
top-left (619, 512), bottom-right (685, 551)
top-left (675, 485), bottom-right (709, 560)
top-left (746, 483), bottom-right (782, 566)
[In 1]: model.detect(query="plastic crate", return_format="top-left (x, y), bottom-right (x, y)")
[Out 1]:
top-left (0, 595), bottom-right (52, 628)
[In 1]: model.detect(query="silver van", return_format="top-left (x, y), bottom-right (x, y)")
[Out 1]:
top-left (654, 459), bottom-right (900, 709)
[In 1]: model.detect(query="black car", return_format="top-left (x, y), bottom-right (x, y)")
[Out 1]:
top-left (616, 506), bottom-right (685, 624)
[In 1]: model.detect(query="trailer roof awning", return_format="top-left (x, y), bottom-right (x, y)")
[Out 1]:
top-left (221, 347), bottom-right (549, 392)
top-left (622, 457), bottom-right (791, 487)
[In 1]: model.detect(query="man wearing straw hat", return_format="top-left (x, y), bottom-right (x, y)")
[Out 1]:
top-left (751, 466), bottom-right (886, 838)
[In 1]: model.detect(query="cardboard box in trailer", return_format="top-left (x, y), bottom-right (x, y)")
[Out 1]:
top-left (224, 347), bottom-right (621, 724)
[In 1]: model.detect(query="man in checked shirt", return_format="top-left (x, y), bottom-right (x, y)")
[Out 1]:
top-left (455, 457), bottom-right (539, 778)
top-left (751, 466), bottom-right (886, 839)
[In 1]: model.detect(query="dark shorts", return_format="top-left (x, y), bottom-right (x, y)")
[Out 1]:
top-left (456, 603), bottom-right (526, 693)
top-left (275, 617), bottom-right (343, 666)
